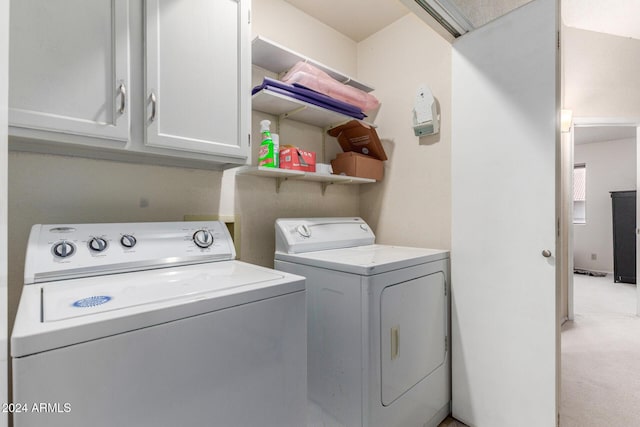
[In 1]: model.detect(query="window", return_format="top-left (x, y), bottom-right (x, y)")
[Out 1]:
top-left (574, 164), bottom-right (586, 224)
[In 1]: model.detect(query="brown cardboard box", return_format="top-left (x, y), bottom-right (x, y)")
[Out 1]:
top-left (331, 152), bottom-right (383, 181)
top-left (327, 120), bottom-right (387, 161)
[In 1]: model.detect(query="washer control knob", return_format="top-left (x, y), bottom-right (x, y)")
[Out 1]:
top-left (120, 234), bottom-right (137, 248)
top-left (89, 237), bottom-right (108, 252)
top-left (360, 224), bottom-right (369, 232)
top-left (53, 241), bottom-right (75, 258)
top-left (193, 230), bottom-right (214, 248)
top-left (297, 224), bottom-right (311, 238)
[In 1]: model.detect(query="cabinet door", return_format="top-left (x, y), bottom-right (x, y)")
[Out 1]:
top-left (9, 0), bottom-right (130, 142)
top-left (145, 0), bottom-right (250, 161)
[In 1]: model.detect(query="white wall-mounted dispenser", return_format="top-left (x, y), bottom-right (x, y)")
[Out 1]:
top-left (412, 84), bottom-right (440, 137)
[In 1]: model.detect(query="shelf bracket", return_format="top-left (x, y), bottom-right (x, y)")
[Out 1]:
top-left (276, 177), bottom-right (283, 193)
top-left (321, 181), bottom-right (339, 196)
top-left (280, 106), bottom-right (307, 122)
top-left (321, 129), bottom-right (326, 164)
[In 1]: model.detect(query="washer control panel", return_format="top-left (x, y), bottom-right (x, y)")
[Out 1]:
top-left (25, 221), bottom-right (236, 284)
top-left (193, 229), bottom-right (214, 248)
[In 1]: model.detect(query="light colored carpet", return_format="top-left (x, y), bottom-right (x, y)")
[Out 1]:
top-left (561, 274), bottom-right (640, 426)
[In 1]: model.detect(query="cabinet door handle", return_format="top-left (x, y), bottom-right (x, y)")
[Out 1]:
top-left (149, 92), bottom-right (157, 122)
top-left (118, 83), bottom-right (127, 114)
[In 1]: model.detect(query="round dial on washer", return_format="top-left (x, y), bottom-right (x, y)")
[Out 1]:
top-left (89, 237), bottom-right (108, 252)
top-left (53, 241), bottom-right (75, 258)
top-left (120, 234), bottom-right (137, 248)
top-left (193, 230), bottom-right (214, 248)
top-left (296, 224), bottom-right (311, 238)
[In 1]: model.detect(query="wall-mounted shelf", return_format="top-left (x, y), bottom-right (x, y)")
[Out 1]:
top-left (236, 166), bottom-right (375, 195)
top-left (252, 36), bottom-right (374, 93)
top-left (252, 89), bottom-right (376, 130)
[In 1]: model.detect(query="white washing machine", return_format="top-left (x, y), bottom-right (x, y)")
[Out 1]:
top-left (274, 217), bottom-right (451, 427)
top-left (12, 221), bottom-right (306, 427)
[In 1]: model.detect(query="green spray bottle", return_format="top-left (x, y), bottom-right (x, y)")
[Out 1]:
top-left (258, 120), bottom-right (277, 168)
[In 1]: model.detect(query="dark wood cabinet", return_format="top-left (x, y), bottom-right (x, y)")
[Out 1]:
top-left (611, 190), bottom-right (636, 284)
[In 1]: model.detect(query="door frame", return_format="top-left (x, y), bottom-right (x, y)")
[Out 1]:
top-left (1, 0), bottom-right (8, 424)
top-left (565, 116), bottom-right (640, 319)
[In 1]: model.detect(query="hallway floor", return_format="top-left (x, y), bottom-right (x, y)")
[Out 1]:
top-left (561, 273), bottom-right (640, 426)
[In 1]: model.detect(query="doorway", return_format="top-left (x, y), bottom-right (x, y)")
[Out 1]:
top-left (560, 118), bottom-right (640, 425)
top-left (565, 118), bottom-right (640, 319)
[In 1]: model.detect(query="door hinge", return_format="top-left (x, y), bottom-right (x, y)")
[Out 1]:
top-left (445, 336), bottom-right (448, 352)
top-left (557, 31), bottom-right (560, 50)
top-left (248, 9), bottom-right (251, 24)
top-left (444, 281), bottom-right (447, 296)
top-left (557, 217), bottom-right (560, 238)
top-left (248, 133), bottom-right (251, 147)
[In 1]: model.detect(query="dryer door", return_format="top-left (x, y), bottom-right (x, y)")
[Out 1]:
top-left (380, 272), bottom-right (446, 406)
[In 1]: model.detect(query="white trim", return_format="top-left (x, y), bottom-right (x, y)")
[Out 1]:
top-left (573, 117), bottom-right (640, 127)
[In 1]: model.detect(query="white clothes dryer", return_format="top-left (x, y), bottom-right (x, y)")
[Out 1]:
top-left (275, 217), bottom-right (450, 427)
top-left (12, 221), bottom-right (306, 427)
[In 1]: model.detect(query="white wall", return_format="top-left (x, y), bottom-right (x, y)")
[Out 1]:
top-left (563, 26), bottom-right (640, 119)
top-left (357, 14), bottom-right (452, 249)
top-left (252, 0), bottom-right (356, 75)
top-left (573, 138), bottom-right (636, 272)
top-left (1, 0), bottom-right (9, 423)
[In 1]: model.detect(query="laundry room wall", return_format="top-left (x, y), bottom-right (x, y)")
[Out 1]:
top-left (7, 152), bottom-right (226, 333)
top-left (233, 0), bottom-right (361, 268)
top-left (563, 26), bottom-right (640, 118)
top-left (356, 14), bottom-right (452, 250)
top-left (573, 137), bottom-right (637, 273)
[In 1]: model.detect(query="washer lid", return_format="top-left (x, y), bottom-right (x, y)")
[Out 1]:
top-left (42, 261), bottom-right (285, 322)
top-left (275, 244), bottom-right (449, 276)
top-left (11, 261), bottom-right (304, 357)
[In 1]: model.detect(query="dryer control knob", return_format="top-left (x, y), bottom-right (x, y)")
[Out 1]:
top-left (120, 235), bottom-right (137, 248)
top-left (53, 241), bottom-right (75, 258)
top-left (89, 237), bottom-right (108, 252)
top-left (193, 230), bottom-right (214, 248)
top-left (296, 224), bottom-right (311, 238)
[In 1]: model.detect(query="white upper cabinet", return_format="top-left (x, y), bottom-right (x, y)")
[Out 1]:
top-left (8, 0), bottom-right (251, 169)
top-left (145, 0), bottom-right (250, 160)
top-left (9, 0), bottom-right (130, 142)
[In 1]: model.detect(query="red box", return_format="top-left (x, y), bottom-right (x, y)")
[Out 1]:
top-left (279, 147), bottom-right (316, 172)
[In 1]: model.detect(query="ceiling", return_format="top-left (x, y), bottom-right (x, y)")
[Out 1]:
top-left (284, 0), bottom-right (409, 42)
top-left (574, 126), bottom-right (637, 145)
top-left (284, 0), bottom-right (640, 42)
